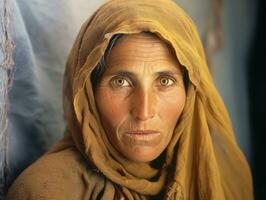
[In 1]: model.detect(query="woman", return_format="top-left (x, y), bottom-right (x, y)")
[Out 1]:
top-left (6, 0), bottom-right (253, 199)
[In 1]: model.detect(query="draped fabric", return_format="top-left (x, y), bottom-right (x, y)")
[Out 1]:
top-left (0, 0), bottom-right (14, 198)
top-left (6, 0), bottom-right (253, 199)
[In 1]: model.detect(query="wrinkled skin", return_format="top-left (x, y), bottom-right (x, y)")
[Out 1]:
top-left (95, 33), bottom-right (186, 163)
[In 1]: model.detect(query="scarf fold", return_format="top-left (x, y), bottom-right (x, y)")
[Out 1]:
top-left (51, 0), bottom-right (253, 199)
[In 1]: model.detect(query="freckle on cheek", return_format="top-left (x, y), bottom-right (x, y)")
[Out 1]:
top-left (100, 92), bottom-right (124, 117)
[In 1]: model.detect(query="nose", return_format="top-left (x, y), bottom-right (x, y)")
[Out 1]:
top-left (130, 88), bottom-right (156, 121)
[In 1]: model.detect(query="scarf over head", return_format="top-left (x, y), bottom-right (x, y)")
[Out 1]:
top-left (6, 0), bottom-right (253, 199)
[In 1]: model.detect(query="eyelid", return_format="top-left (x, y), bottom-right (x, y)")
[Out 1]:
top-left (158, 75), bottom-right (177, 86)
top-left (110, 75), bottom-right (133, 87)
top-left (160, 75), bottom-right (176, 81)
top-left (108, 73), bottom-right (178, 88)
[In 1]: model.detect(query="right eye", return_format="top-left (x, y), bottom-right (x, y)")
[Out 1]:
top-left (111, 77), bottom-right (131, 87)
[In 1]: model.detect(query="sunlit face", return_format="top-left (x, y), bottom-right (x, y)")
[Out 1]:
top-left (95, 33), bottom-right (186, 163)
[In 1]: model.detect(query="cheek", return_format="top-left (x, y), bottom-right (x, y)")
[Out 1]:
top-left (95, 87), bottom-right (128, 130)
top-left (157, 90), bottom-right (186, 127)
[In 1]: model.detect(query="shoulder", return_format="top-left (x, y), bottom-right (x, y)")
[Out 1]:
top-left (6, 147), bottom-right (113, 200)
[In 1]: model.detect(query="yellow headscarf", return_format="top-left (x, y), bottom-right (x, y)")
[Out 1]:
top-left (7, 0), bottom-right (253, 199)
top-left (62, 0), bottom-right (253, 199)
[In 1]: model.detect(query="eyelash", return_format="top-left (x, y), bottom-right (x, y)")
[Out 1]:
top-left (157, 76), bottom-right (176, 87)
top-left (110, 76), bottom-right (132, 88)
top-left (109, 76), bottom-right (176, 88)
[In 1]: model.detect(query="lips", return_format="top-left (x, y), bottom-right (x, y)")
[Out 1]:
top-left (127, 130), bottom-right (159, 134)
top-left (123, 130), bottom-right (161, 145)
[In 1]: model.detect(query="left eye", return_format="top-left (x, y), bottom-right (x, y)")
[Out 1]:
top-left (159, 77), bottom-right (175, 86)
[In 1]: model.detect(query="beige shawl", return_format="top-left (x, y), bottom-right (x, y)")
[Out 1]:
top-left (7, 0), bottom-right (253, 199)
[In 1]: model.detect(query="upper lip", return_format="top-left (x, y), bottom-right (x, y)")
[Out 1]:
top-left (126, 130), bottom-right (159, 134)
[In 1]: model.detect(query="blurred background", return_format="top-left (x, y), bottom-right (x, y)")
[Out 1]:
top-left (0, 0), bottom-right (265, 199)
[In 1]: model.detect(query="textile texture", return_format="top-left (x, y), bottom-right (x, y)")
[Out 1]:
top-left (0, 0), bottom-right (14, 198)
top-left (6, 0), bottom-right (253, 199)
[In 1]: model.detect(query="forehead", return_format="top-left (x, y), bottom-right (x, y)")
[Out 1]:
top-left (105, 33), bottom-right (182, 72)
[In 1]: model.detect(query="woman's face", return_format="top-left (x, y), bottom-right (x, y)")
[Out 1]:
top-left (95, 33), bottom-right (186, 163)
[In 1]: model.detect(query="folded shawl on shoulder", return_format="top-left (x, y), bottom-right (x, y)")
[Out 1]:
top-left (7, 0), bottom-right (253, 199)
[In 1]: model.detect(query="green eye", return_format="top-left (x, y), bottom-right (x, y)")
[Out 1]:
top-left (115, 78), bottom-right (125, 86)
top-left (112, 77), bottom-right (130, 87)
top-left (160, 77), bottom-right (174, 86)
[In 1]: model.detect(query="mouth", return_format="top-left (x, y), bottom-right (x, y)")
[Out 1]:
top-left (123, 130), bottom-right (161, 143)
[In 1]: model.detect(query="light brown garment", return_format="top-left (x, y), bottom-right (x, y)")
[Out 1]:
top-left (7, 0), bottom-right (253, 199)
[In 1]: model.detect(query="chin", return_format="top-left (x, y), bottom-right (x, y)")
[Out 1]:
top-left (125, 149), bottom-right (162, 163)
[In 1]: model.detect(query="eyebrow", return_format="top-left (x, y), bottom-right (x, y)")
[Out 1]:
top-left (107, 70), bottom-right (135, 77)
top-left (155, 70), bottom-right (183, 77)
top-left (106, 69), bottom-right (183, 78)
